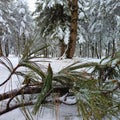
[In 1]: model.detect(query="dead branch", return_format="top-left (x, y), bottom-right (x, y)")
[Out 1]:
top-left (0, 65), bottom-right (21, 86)
top-left (0, 85), bottom-right (70, 115)
top-left (0, 85), bottom-right (70, 101)
top-left (0, 102), bottom-right (34, 115)
top-left (6, 84), bottom-right (28, 109)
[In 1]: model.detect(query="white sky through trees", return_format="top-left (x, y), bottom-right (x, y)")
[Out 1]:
top-left (26, 0), bottom-right (36, 12)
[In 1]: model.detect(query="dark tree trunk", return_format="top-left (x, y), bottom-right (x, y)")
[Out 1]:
top-left (66, 0), bottom-right (78, 58)
top-left (0, 26), bottom-right (3, 56)
top-left (79, 43), bottom-right (82, 57)
top-left (107, 42), bottom-right (111, 56)
top-left (87, 42), bottom-right (90, 58)
top-left (99, 34), bottom-right (102, 59)
top-left (91, 43), bottom-right (95, 58)
top-left (95, 42), bottom-right (99, 59)
top-left (5, 40), bottom-right (9, 57)
top-left (43, 41), bottom-right (48, 57)
top-left (112, 39), bottom-right (115, 57)
top-left (0, 40), bottom-right (3, 56)
top-left (84, 43), bottom-right (87, 57)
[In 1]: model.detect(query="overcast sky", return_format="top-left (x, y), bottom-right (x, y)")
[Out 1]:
top-left (27, 0), bottom-right (36, 12)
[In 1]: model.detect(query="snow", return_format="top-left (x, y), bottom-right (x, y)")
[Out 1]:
top-left (0, 55), bottom-right (100, 120)
top-left (79, 12), bottom-right (85, 19)
top-left (27, 0), bottom-right (36, 12)
top-left (0, 104), bottom-right (81, 120)
top-left (57, 27), bottom-right (64, 40)
top-left (19, 8), bottom-right (25, 14)
top-left (64, 27), bottom-right (70, 44)
top-left (21, 21), bottom-right (25, 28)
top-left (0, 16), bottom-right (4, 22)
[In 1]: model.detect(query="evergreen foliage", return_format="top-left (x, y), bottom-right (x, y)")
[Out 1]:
top-left (52, 51), bottom-right (120, 119)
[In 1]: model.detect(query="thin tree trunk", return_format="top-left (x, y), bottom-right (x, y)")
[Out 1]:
top-left (91, 43), bottom-right (94, 58)
top-left (84, 43), bottom-right (87, 57)
top-left (43, 39), bottom-right (48, 57)
top-left (66, 0), bottom-right (78, 58)
top-left (107, 42), bottom-right (110, 56)
top-left (79, 43), bottom-right (82, 57)
top-left (112, 39), bottom-right (115, 57)
top-left (0, 26), bottom-right (3, 56)
top-left (87, 42), bottom-right (90, 58)
top-left (0, 40), bottom-right (3, 56)
top-left (5, 40), bottom-right (9, 57)
top-left (95, 42), bottom-right (99, 59)
top-left (99, 34), bottom-right (102, 59)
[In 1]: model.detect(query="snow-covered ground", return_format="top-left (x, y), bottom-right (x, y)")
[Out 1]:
top-left (0, 55), bottom-right (100, 120)
top-left (0, 104), bottom-right (81, 120)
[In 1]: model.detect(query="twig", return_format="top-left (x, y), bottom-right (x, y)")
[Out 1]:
top-left (0, 102), bottom-right (34, 115)
top-left (0, 64), bottom-right (21, 86)
top-left (6, 84), bottom-right (28, 109)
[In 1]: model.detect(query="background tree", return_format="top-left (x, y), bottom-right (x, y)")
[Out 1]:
top-left (77, 0), bottom-right (120, 58)
top-left (0, 0), bottom-right (11, 56)
top-left (8, 0), bottom-right (33, 56)
top-left (0, 0), bottom-right (33, 57)
top-left (34, 0), bottom-right (71, 57)
top-left (66, 0), bottom-right (78, 58)
top-left (34, 0), bottom-right (120, 58)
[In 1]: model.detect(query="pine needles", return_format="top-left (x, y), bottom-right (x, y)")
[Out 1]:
top-left (52, 52), bottom-right (120, 119)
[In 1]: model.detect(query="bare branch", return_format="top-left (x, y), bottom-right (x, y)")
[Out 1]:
top-left (0, 102), bottom-right (34, 115)
top-left (0, 85), bottom-right (70, 101)
top-left (0, 65), bottom-right (21, 86)
top-left (0, 86), bottom-right (70, 115)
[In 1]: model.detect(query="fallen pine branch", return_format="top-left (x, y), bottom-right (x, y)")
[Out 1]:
top-left (0, 85), bottom-right (70, 101)
top-left (0, 86), bottom-right (75, 115)
top-left (0, 101), bottom-right (34, 115)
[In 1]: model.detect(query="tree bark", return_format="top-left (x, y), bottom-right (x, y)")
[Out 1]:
top-left (5, 39), bottom-right (9, 57)
top-left (91, 43), bottom-right (95, 58)
top-left (106, 42), bottom-right (111, 57)
top-left (0, 39), bottom-right (3, 56)
top-left (95, 42), bottom-right (99, 59)
top-left (112, 39), bottom-right (116, 57)
top-left (99, 33), bottom-right (102, 59)
top-left (66, 0), bottom-right (78, 58)
top-left (0, 26), bottom-right (4, 56)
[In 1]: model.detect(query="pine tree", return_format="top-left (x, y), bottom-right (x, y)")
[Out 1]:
top-left (66, 0), bottom-right (78, 58)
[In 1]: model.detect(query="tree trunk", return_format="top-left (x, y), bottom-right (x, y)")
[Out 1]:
top-left (91, 43), bottom-right (95, 58)
top-left (95, 42), bottom-right (99, 59)
top-left (0, 39), bottom-right (3, 56)
top-left (107, 42), bottom-right (111, 56)
top-left (5, 40), bottom-right (9, 57)
top-left (87, 42), bottom-right (90, 58)
top-left (66, 0), bottom-right (78, 58)
top-left (99, 34), bottom-right (102, 59)
top-left (112, 39), bottom-right (115, 57)
top-left (79, 43), bottom-right (82, 57)
top-left (0, 26), bottom-right (3, 56)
